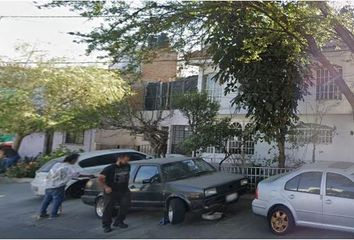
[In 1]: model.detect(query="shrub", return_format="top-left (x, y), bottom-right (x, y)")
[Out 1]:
top-left (5, 146), bottom-right (83, 178)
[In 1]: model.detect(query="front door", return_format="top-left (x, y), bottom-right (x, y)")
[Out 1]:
top-left (129, 165), bottom-right (164, 208)
top-left (322, 172), bottom-right (354, 230)
top-left (282, 171), bottom-right (323, 224)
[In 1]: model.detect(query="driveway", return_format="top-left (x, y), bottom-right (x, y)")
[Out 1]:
top-left (1, 182), bottom-right (354, 239)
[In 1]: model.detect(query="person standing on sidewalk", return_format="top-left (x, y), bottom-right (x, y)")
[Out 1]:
top-left (99, 154), bottom-right (131, 233)
top-left (38, 153), bottom-right (92, 219)
top-left (0, 145), bottom-right (20, 171)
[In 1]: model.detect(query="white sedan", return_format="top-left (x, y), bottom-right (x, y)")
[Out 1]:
top-left (252, 161), bottom-right (354, 235)
top-left (31, 149), bottom-right (152, 198)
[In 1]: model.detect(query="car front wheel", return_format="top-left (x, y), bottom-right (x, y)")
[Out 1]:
top-left (268, 206), bottom-right (294, 235)
top-left (95, 196), bottom-right (104, 218)
top-left (168, 198), bottom-right (186, 224)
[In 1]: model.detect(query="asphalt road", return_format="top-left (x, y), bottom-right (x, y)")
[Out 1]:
top-left (1, 182), bottom-right (354, 239)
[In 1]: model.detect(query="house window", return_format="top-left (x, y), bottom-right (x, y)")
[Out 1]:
top-left (144, 76), bottom-right (198, 110)
top-left (204, 74), bottom-right (223, 102)
top-left (204, 122), bottom-right (255, 155)
top-left (291, 123), bottom-right (333, 144)
top-left (316, 67), bottom-right (342, 100)
top-left (228, 122), bottom-right (243, 154)
top-left (65, 131), bottom-right (84, 145)
top-left (243, 123), bottom-right (255, 155)
top-left (171, 125), bottom-right (192, 154)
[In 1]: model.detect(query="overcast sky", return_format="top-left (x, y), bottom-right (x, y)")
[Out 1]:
top-left (0, 1), bottom-right (104, 65)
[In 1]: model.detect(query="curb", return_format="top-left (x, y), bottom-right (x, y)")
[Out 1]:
top-left (0, 176), bottom-right (33, 183)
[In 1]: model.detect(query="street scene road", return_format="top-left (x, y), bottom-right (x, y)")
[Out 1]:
top-left (1, 182), bottom-right (354, 239)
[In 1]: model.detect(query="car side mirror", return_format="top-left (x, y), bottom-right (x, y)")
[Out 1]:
top-left (142, 175), bottom-right (160, 184)
top-left (142, 178), bottom-right (152, 184)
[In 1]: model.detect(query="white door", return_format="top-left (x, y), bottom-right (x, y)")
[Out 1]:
top-left (282, 171), bottom-right (323, 224)
top-left (323, 172), bottom-right (354, 230)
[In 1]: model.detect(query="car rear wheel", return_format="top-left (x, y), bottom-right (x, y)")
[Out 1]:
top-left (168, 198), bottom-right (186, 224)
top-left (95, 196), bottom-right (104, 218)
top-left (268, 206), bottom-right (294, 235)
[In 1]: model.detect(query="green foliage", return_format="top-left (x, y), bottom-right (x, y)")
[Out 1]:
top-left (44, 1), bottom-right (354, 166)
top-left (174, 92), bottom-right (219, 134)
top-left (175, 92), bottom-right (238, 155)
top-left (0, 52), bottom-right (129, 148)
top-left (4, 161), bottom-right (39, 178)
top-left (5, 146), bottom-right (82, 178)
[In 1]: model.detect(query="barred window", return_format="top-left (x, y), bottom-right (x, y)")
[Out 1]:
top-left (316, 67), bottom-right (342, 100)
top-left (291, 123), bottom-right (333, 144)
top-left (171, 125), bottom-right (192, 154)
top-left (204, 74), bottom-right (223, 102)
top-left (228, 123), bottom-right (242, 154)
top-left (204, 122), bottom-right (255, 156)
top-left (65, 131), bottom-right (84, 145)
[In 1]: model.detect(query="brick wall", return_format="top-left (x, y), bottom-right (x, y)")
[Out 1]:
top-left (141, 49), bottom-right (178, 82)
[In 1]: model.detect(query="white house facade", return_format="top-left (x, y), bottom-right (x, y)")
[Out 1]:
top-left (18, 46), bottom-right (354, 167)
top-left (173, 47), bottom-right (354, 166)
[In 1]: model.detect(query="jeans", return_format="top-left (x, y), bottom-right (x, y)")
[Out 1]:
top-left (102, 190), bottom-right (131, 228)
top-left (39, 186), bottom-right (65, 217)
top-left (3, 155), bottom-right (20, 169)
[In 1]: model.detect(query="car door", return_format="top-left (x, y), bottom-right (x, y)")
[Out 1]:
top-left (282, 171), bottom-right (323, 224)
top-left (129, 165), bottom-right (164, 208)
top-left (322, 172), bottom-right (354, 230)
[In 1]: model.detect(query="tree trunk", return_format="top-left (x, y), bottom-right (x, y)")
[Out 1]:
top-left (312, 143), bottom-right (316, 163)
top-left (316, 2), bottom-right (354, 53)
top-left (44, 130), bottom-right (54, 154)
top-left (306, 35), bottom-right (354, 115)
top-left (277, 135), bottom-right (286, 168)
top-left (12, 134), bottom-right (25, 151)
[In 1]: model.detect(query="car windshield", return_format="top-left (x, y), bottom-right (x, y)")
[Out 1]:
top-left (37, 157), bottom-right (65, 172)
top-left (161, 158), bottom-right (216, 182)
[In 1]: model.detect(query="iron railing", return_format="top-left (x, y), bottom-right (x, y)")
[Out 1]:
top-left (212, 164), bottom-right (295, 191)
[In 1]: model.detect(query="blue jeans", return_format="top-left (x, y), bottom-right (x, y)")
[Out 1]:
top-left (3, 155), bottom-right (20, 169)
top-left (39, 186), bottom-right (65, 217)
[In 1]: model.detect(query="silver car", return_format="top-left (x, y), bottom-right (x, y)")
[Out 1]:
top-left (252, 161), bottom-right (354, 235)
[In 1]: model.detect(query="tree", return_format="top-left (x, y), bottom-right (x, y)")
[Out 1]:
top-left (100, 83), bottom-right (171, 157)
top-left (174, 92), bottom-right (219, 155)
top-left (44, 1), bottom-right (354, 166)
top-left (0, 59), bottom-right (128, 150)
top-left (174, 92), bottom-right (242, 163)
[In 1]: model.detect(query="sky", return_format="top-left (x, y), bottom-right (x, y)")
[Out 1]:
top-left (0, 0), bottom-right (105, 65)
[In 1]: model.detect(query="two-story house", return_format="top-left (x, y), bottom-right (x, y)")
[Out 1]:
top-left (163, 44), bottom-right (354, 166)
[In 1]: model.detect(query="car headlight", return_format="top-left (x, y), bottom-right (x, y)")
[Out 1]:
top-left (241, 179), bottom-right (248, 186)
top-left (204, 187), bottom-right (217, 197)
top-left (85, 180), bottom-right (93, 188)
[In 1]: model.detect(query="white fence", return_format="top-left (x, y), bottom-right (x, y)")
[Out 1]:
top-left (213, 164), bottom-right (295, 191)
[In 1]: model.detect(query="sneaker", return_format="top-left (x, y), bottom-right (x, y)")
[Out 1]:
top-left (39, 213), bottom-right (49, 218)
top-left (49, 214), bottom-right (59, 219)
top-left (103, 227), bottom-right (112, 233)
top-left (117, 222), bottom-right (128, 229)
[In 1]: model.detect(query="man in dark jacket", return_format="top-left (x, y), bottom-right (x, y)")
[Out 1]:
top-left (98, 153), bottom-right (131, 233)
top-left (0, 145), bottom-right (20, 170)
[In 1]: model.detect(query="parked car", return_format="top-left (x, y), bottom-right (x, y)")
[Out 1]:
top-left (252, 161), bottom-right (354, 235)
top-left (81, 157), bottom-right (249, 224)
top-left (31, 149), bottom-right (152, 198)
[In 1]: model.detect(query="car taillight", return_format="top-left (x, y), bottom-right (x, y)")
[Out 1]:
top-left (255, 187), bottom-right (259, 199)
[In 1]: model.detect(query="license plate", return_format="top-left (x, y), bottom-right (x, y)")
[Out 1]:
top-left (226, 192), bottom-right (238, 202)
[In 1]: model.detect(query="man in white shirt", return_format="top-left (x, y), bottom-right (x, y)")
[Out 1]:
top-left (38, 153), bottom-right (91, 218)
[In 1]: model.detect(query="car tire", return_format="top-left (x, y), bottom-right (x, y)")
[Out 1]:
top-left (268, 205), bottom-right (295, 235)
top-left (168, 198), bottom-right (186, 224)
top-left (95, 196), bottom-right (104, 219)
top-left (66, 182), bottom-right (85, 199)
